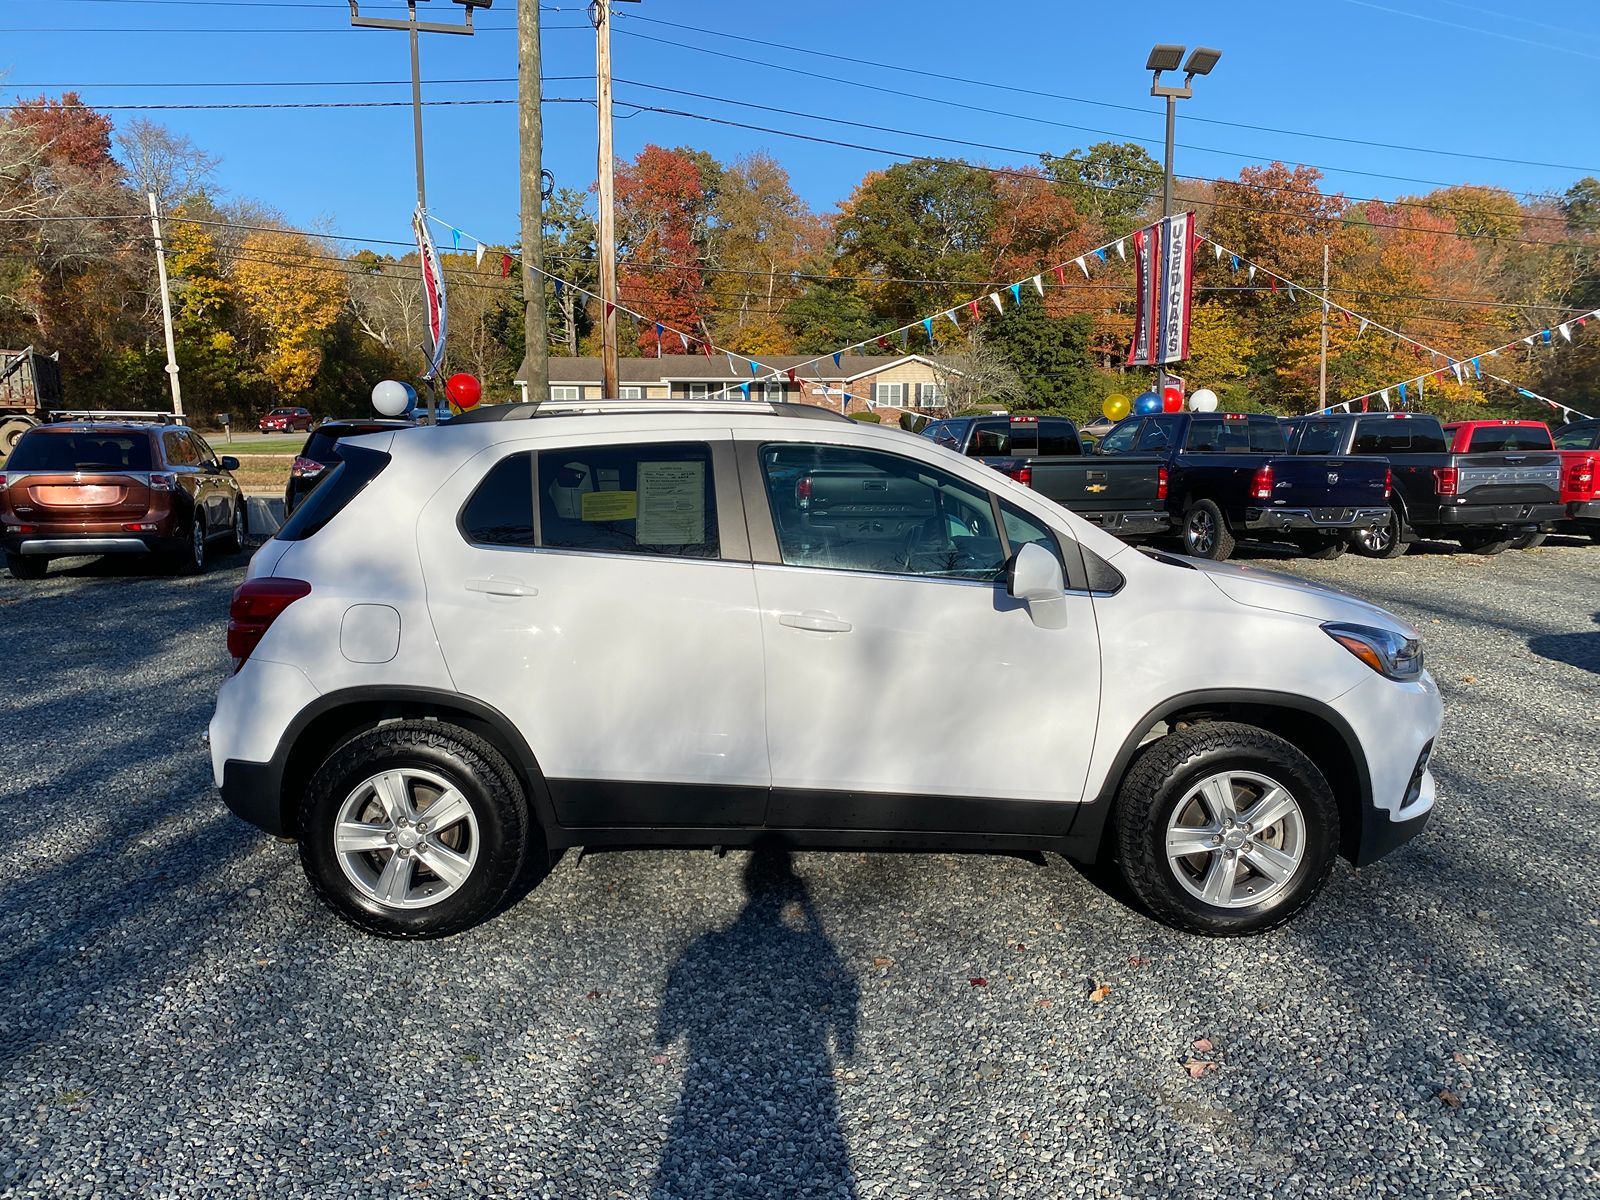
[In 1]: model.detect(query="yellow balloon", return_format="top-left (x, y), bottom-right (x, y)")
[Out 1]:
top-left (1103, 393), bottom-right (1131, 422)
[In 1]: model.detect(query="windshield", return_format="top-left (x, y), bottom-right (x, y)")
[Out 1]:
top-left (5, 431), bottom-right (154, 472)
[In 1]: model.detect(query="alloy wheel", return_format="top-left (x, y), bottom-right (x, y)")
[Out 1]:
top-left (191, 519), bottom-right (206, 568)
top-left (1356, 521), bottom-right (1392, 554)
top-left (1187, 509), bottom-right (1215, 556)
top-left (334, 768), bottom-right (480, 910)
top-left (1165, 770), bottom-right (1306, 908)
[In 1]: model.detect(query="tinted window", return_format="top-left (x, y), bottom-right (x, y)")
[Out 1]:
top-left (1294, 420), bottom-right (1345, 455)
top-left (461, 453), bottom-right (534, 547)
top-left (1353, 418), bottom-right (1447, 454)
top-left (761, 443), bottom-right (1006, 580)
top-left (983, 419), bottom-right (1081, 457)
top-left (1000, 501), bottom-right (1063, 570)
top-left (6, 431), bottom-right (153, 472)
top-left (1466, 425), bottom-right (1554, 452)
top-left (1095, 418), bottom-right (1142, 455)
top-left (970, 421), bottom-right (1010, 455)
top-left (163, 430), bottom-right (199, 466)
top-left (276, 445), bottom-right (392, 542)
top-left (1554, 424), bottom-right (1599, 450)
top-left (1185, 417), bottom-right (1288, 453)
top-left (538, 442), bottom-right (718, 558)
top-left (1135, 416), bottom-right (1180, 452)
top-left (928, 419), bottom-right (969, 450)
top-left (188, 432), bottom-right (219, 466)
top-left (303, 424), bottom-right (402, 465)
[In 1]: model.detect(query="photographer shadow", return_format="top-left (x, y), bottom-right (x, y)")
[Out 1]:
top-left (652, 844), bottom-right (860, 1199)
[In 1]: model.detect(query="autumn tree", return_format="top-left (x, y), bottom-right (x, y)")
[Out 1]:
top-left (614, 144), bottom-right (718, 352)
top-left (705, 153), bottom-right (821, 354)
top-left (233, 231), bottom-right (347, 397)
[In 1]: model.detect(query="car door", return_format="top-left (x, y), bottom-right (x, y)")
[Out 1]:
top-left (737, 432), bottom-right (1103, 832)
top-left (187, 431), bottom-right (232, 530)
top-left (419, 430), bottom-right (771, 829)
top-left (161, 429), bottom-right (206, 530)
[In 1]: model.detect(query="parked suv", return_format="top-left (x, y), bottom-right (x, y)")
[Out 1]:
top-left (2, 420), bottom-right (245, 578)
top-left (259, 407), bottom-right (314, 434)
top-left (210, 399), bottom-right (1442, 939)
top-left (284, 418), bottom-right (411, 516)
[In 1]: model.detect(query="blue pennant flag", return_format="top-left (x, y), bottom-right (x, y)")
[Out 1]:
top-left (554, 279), bottom-right (564, 300)
top-left (749, 360), bottom-right (759, 376)
top-left (739, 382), bottom-right (750, 398)
top-left (832, 351), bottom-right (843, 369)
top-left (451, 228), bottom-right (460, 251)
top-left (1094, 248), bottom-right (1108, 262)
top-left (1008, 282), bottom-right (1022, 305)
top-left (1471, 357), bottom-right (1481, 379)
top-left (922, 317), bottom-right (934, 343)
top-left (1230, 255), bottom-right (1240, 273)
top-left (1398, 382), bottom-right (1409, 407)
top-left (1541, 329), bottom-right (1553, 344)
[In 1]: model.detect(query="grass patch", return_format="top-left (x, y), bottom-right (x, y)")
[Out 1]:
top-left (229, 456), bottom-right (290, 494)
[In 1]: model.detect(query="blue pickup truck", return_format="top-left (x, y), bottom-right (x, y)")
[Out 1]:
top-left (1094, 411), bottom-right (1392, 560)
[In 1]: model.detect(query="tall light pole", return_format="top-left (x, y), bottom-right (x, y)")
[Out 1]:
top-left (589, 0), bottom-right (640, 399)
top-left (1146, 44), bottom-right (1221, 402)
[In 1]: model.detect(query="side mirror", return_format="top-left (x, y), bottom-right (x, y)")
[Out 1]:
top-left (219, 456), bottom-right (240, 471)
top-left (1006, 542), bottom-right (1068, 629)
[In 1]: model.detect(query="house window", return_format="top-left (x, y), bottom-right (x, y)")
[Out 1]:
top-left (918, 383), bottom-right (945, 408)
top-left (550, 385), bottom-right (581, 401)
top-left (872, 382), bottom-right (905, 408)
top-left (763, 380), bottom-right (785, 403)
top-left (619, 386), bottom-right (644, 399)
top-left (688, 383), bottom-right (710, 400)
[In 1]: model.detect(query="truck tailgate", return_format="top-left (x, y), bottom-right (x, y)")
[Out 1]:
top-left (1455, 452), bottom-right (1562, 506)
top-left (1028, 456), bottom-right (1165, 509)
top-left (1261, 456), bottom-right (1389, 511)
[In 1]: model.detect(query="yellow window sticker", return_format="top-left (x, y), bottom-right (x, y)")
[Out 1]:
top-left (581, 490), bottom-right (638, 522)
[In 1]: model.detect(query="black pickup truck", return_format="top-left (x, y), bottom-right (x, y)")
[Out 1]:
top-left (922, 414), bottom-right (1171, 539)
top-left (1282, 412), bottom-right (1565, 557)
top-left (1093, 411), bottom-right (1393, 560)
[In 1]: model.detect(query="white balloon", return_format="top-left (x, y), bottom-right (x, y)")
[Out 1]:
top-left (1189, 388), bottom-right (1220, 413)
top-left (372, 379), bottom-right (411, 417)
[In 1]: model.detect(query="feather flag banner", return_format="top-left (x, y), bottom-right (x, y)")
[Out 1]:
top-left (412, 205), bottom-right (448, 381)
top-left (1127, 212), bottom-right (1196, 367)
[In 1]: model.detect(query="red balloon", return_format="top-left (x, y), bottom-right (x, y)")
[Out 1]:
top-left (445, 373), bottom-right (482, 409)
top-left (1161, 386), bottom-right (1184, 413)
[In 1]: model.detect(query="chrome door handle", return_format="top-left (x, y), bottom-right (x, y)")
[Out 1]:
top-left (466, 577), bottom-right (536, 597)
top-left (779, 610), bottom-right (852, 633)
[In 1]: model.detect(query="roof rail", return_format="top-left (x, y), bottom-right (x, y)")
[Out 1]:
top-left (448, 398), bottom-right (850, 425)
top-left (46, 410), bottom-right (188, 425)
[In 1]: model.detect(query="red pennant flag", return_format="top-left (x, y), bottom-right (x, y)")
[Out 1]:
top-left (876, 335), bottom-right (891, 351)
top-left (786, 368), bottom-right (797, 383)
top-left (968, 299), bottom-right (981, 320)
top-left (701, 341), bottom-right (712, 357)
top-left (1360, 398), bottom-right (1369, 412)
top-left (1052, 264), bottom-right (1067, 286)
top-left (605, 302), bottom-right (616, 320)
top-left (1270, 277), bottom-right (1278, 292)
top-left (500, 253), bottom-right (513, 279)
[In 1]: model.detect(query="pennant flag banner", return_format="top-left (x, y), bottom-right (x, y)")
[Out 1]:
top-left (1008, 282), bottom-right (1022, 305)
top-left (832, 352), bottom-right (843, 369)
top-left (1053, 264), bottom-right (1068, 286)
top-left (968, 298), bottom-right (982, 320)
top-left (475, 244), bottom-right (485, 268)
top-left (1128, 211), bottom-right (1197, 367)
top-left (412, 205), bottom-right (449, 381)
top-left (1032, 274), bottom-right (1045, 296)
top-left (1117, 239), bottom-right (1127, 261)
top-left (1075, 257), bottom-right (1090, 279)
top-left (500, 253), bottom-right (514, 279)
top-left (1398, 383), bottom-right (1409, 406)
top-left (989, 292), bottom-right (1005, 315)
top-left (922, 317), bottom-right (935, 343)
top-left (945, 309), bottom-right (961, 329)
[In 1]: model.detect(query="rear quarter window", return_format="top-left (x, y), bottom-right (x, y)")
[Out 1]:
top-left (275, 445), bottom-right (392, 541)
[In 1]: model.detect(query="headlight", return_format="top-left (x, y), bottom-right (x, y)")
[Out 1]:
top-left (1322, 621), bottom-right (1423, 681)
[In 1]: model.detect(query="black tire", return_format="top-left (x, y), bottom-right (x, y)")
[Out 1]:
top-left (172, 513), bottom-right (207, 575)
top-left (223, 499), bottom-right (247, 552)
top-left (1292, 536), bottom-right (1347, 560)
top-left (1457, 530), bottom-right (1511, 556)
top-left (1181, 499), bottom-right (1235, 561)
top-left (1351, 508), bottom-right (1410, 559)
top-left (6, 552), bottom-right (47, 580)
top-left (1508, 531), bottom-right (1546, 551)
top-left (1113, 721), bottom-right (1340, 937)
top-left (298, 720), bottom-right (530, 938)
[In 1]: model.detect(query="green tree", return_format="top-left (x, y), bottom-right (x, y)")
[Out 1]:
top-left (1042, 141), bottom-right (1162, 237)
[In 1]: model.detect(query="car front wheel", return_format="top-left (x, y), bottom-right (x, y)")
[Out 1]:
top-left (1181, 499), bottom-right (1236, 561)
top-left (6, 552), bottom-right (47, 580)
top-left (298, 721), bottom-right (530, 938)
top-left (1114, 721), bottom-right (1339, 936)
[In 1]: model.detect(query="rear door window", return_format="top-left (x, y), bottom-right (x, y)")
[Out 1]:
top-left (1035, 420), bottom-right (1081, 456)
top-left (1094, 419), bottom-right (1142, 455)
top-left (537, 442), bottom-right (719, 559)
top-left (1135, 416), bottom-right (1180, 452)
top-left (1554, 424), bottom-right (1599, 450)
top-left (1466, 425), bottom-right (1554, 452)
top-left (163, 430), bottom-right (199, 466)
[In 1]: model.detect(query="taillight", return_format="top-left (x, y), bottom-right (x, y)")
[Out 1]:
top-left (148, 472), bottom-right (177, 491)
top-left (1569, 456), bottom-right (1597, 498)
top-left (227, 578), bottom-right (311, 671)
top-left (1383, 467), bottom-right (1392, 500)
top-left (1433, 467), bottom-right (1458, 497)
top-left (1157, 465), bottom-right (1169, 501)
top-left (1009, 464), bottom-right (1033, 487)
top-left (1250, 464), bottom-right (1274, 501)
top-left (795, 476), bottom-right (812, 508)
top-left (290, 455), bottom-right (327, 479)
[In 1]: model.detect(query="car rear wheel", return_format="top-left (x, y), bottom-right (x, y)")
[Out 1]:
top-left (6, 552), bottom-right (47, 580)
top-left (224, 500), bottom-right (247, 552)
top-left (1292, 535), bottom-right (1347, 560)
top-left (298, 721), bottom-right (530, 938)
top-left (1457, 530), bottom-right (1511, 555)
top-left (1351, 509), bottom-right (1409, 559)
top-left (1508, 530), bottom-right (1546, 550)
top-left (173, 514), bottom-right (206, 575)
top-left (1181, 499), bottom-right (1235, 561)
top-left (1114, 721), bottom-right (1339, 936)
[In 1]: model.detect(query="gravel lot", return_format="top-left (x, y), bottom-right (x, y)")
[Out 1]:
top-left (0, 536), bottom-right (1596, 1199)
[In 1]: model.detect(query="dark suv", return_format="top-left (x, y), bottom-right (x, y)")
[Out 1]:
top-left (285, 419), bottom-right (411, 515)
top-left (259, 407), bottom-right (314, 434)
top-left (0, 421), bottom-right (245, 579)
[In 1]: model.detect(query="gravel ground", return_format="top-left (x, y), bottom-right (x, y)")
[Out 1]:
top-left (0, 536), bottom-right (1596, 1199)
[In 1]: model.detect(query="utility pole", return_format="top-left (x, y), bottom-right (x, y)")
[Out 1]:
top-left (1317, 243), bottom-right (1331, 413)
top-left (592, 0), bottom-right (621, 397)
top-left (518, 0), bottom-right (550, 404)
top-left (147, 192), bottom-right (183, 419)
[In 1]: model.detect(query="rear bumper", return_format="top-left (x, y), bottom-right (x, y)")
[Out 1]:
top-left (5, 534), bottom-right (158, 556)
top-left (1075, 508), bottom-right (1172, 537)
top-left (220, 758), bottom-right (289, 837)
top-left (1563, 499), bottom-right (1600, 522)
top-left (1242, 506), bottom-right (1390, 532)
top-left (1432, 501), bottom-right (1564, 526)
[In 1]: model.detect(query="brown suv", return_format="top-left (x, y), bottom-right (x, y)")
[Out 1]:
top-left (0, 421), bottom-right (246, 579)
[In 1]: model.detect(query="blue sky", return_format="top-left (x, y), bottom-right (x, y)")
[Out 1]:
top-left (3, 0), bottom-right (1599, 253)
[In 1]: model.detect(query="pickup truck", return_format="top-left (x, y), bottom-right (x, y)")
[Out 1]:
top-left (921, 414), bottom-right (1172, 539)
top-left (1551, 417), bottom-right (1600, 542)
top-left (1093, 411), bottom-right (1392, 560)
top-left (1283, 412), bottom-right (1566, 557)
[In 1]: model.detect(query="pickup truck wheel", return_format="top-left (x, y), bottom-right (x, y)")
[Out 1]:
top-left (1458, 531), bottom-right (1511, 556)
top-left (1508, 531), bottom-right (1546, 550)
top-left (6, 552), bottom-right (47, 580)
top-left (298, 720), bottom-right (529, 938)
top-left (1351, 510), bottom-right (1409, 559)
top-left (1292, 536), bottom-right (1346, 560)
top-left (1114, 721), bottom-right (1339, 936)
top-left (1181, 500), bottom-right (1235, 561)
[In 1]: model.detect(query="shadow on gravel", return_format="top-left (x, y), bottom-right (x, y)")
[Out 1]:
top-left (1527, 611), bottom-right (1600, 675)
top-left (651, 844), bottom-right (859, 1200)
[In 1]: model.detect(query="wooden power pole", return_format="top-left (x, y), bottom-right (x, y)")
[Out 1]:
top-left (593, 0), bottom-right (621, 397)
top-left (517, 0), bottom-right (550, 404)
top-left (147, 192), bottom-right (183, 419)
top-left (1318, 242), bottom-right (1330, 411)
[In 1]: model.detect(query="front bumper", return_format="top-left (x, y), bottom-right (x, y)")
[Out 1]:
top-left (1330, 668), bottom-right (1443, 867)
top-left (1433, 501), bottom-right (1564, 526)
top-left (1242, 506), bottom-right (1390, 532)
top-left (1076, 508), bottom-right (1172, 538)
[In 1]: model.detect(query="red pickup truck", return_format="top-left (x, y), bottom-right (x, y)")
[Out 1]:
top-left (1443, 419), bottom-right (1598, 546)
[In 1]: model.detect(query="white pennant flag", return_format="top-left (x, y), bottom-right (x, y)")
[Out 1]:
top-left (1032, 274), bottom-right (1045, 296)
top-left (1075, 256), bottom-right (1089, 278)
top-left (945, 309), bottom-right (961, 328)
top-left (1559, 322), bottom-right (1572, 341)
top-left (475, 243), bottom-right (485, 268)
top-left (1452, 363), bottom-right (1464, 383)
top-left (1358, 317), bottom-right (1369, 337)
top-left (1117, 239), bottom-right (1127, 260)
top-left (1247, 265), bottom-right (1257, 282)
top-left (1524, 336), bottom-right (1535, 346)
top-left (989, 291), bottom-right (1005, 314)
top-left (1381, 389), bottom-right (1392, 410)
top-left (1212, 242), bottom-right (1222, 261)
top-left (678, 331), bottom-right (689, 352)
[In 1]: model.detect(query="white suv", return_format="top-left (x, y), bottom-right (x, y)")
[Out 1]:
top-left (210, 400), bottom-right (1442, 939)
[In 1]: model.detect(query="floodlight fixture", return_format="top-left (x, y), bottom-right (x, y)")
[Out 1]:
top-left (1146, 45), bottom-right (1185, 73)
top-left (1184, 47), bottom-right (1222, 76)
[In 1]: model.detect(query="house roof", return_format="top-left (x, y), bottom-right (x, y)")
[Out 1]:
top-left (541, 354), bottom-right (941, 384)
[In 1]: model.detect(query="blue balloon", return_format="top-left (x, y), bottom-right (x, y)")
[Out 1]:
top-left (1134, 390), bottom-right (1162, 415)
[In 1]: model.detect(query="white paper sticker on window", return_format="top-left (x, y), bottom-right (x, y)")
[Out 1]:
top-left (636, 460), bottom-right (705, 545)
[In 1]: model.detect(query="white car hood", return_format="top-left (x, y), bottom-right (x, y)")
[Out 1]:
top-left (1182, 556), bottom-right (1419, 637)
